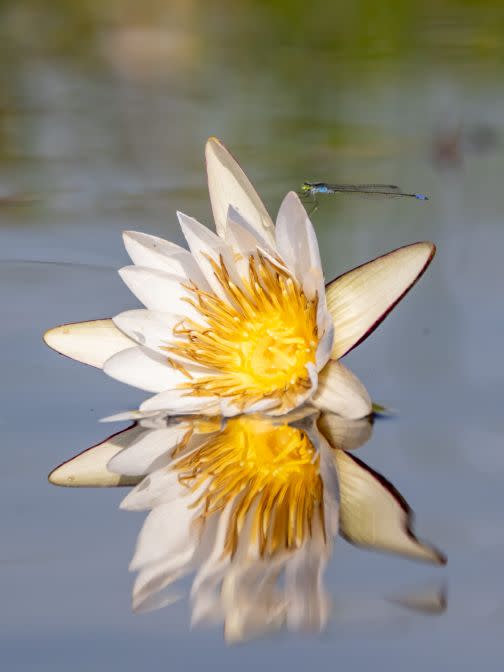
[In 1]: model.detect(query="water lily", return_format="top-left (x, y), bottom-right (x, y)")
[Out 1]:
top-left (44, 138), bottom-right (435, 419)
top-left (48, 408), bottom-right (446, 641)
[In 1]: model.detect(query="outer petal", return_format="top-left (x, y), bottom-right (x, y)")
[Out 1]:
top-left (389, 584), bottom-right (447, 614)
top-left (334, 449), bottom-right (446, 564)
top-left (48, 425), bottom-right (144, 487)
top-left (326, 242), bottom-right (436, 359)
top-left (43, 319), bottom-right (134, 369)
top-left (311, 360), bottom-right (372, 419)
top-left (317, 413), bottom-right (373, 452)
top-left (205, 137), bottom-right (275, 246)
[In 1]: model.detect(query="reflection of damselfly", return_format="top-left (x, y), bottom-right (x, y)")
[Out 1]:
top-left (299, 181), bottom-right (429, 214)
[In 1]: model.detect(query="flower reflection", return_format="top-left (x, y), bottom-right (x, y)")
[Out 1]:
top-left (49, 409), bottom-right (446, 642)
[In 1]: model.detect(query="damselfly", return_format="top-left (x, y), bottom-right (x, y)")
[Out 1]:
top-left (299, 181), bottom-right (429, 214)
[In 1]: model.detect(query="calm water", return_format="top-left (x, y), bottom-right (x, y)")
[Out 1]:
top-left (2, 1), bottom-right (504, 669)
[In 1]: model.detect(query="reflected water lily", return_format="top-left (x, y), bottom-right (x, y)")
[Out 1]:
top-left (49, 409), bottom-right (446, 643)
top-left (44, 138), bottom-right (435, 420)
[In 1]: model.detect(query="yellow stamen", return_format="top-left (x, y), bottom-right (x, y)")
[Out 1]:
top-left (163, 253), bottom-right (319, 413)
top-left (173, 416), bottom-right (326, 559)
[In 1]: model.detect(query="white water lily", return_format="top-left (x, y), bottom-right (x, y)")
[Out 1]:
top-left (48, 408), bottom-right (445, 641)
top-left (44, 138), bottom-right (435, 419)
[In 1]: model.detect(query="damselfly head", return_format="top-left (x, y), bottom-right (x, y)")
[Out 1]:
top-left (300, 182), bottom-right (313, 194)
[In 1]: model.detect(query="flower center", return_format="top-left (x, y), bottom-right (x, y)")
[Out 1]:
top-left (174, 415), bottom-right (325, 558)
top-left (164, 253), bottom-right (319, 412)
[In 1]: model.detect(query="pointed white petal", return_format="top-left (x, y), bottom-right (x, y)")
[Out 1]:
top-left (319, 436), bottom-right (340, 538)
top-left (326, 242), bottom-right (436, 359)
top-left (99, 409), bottom-right (161, 423)
top-left (132, 510), bottom-right (220, 615)
top-left (130, 497), bottom-right (196, 570)
top-left (285, 542), bottom-right (329, 632)
top-left (132, 561), bottom-right (186, 614)
top-left (112, 309), bottom-right (175, 354)
top-left (108, 424), bottom-right (191, 476)
top-left (334, 449), bottom-right (446, 564)
top-left (275, 191), bottom-right (325, 300)
top-left (103, 346), bottom-right (188, 393)
top-left (225, 205), bottom-right (275, 256)
top-left (177, 211), bottom-right (241, 300)
top-left (311, 360), bottom-right (372, 419)
top-left (118, 265), bottom-right (199, 318)
top-left (48, 425), bottom-right (144, 487)
top-left (221, 565), bottom-right (286, 643)
top-left (205, 137), bottom-right (275, 245)
top-left (123, 230), bottom-right (208, 286)
top-left (140, 389), bottom-right (221, 415)
top-left (120, 468), bottom-right (181, 510)
top-left (44, 319), bottom-right (134, 369)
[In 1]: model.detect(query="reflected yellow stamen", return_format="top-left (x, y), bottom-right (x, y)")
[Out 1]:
top-left (174, 416), bottom-right (325, 558)
top-left (163, 253), bottom-right (319, 413)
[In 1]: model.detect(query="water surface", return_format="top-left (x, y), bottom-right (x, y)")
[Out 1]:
top-left (2, 1), bottom-right (504, 669)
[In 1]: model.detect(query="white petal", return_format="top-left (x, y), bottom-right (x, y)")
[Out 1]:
top-left (103, 346), bottom-right (188, 393)
top-left (108, 425), bottom-right (191, 476)
top-left (130, 497), bottom-right (197, 571)
top-left (112, 309), bottom-right (175, 354)
top-left (177, 211), bottom-right (242, 300)
top-left (120, 468), bottom-right (181, 510)
top-left (221, 565), bottom-right (286, 643)
top-left (44, 319), bottom-right (134, 369)
top-left (118, 265), bottom-right (199, 319)
top-left (334, 449), bottom-right (446, 564)
top-left (48, 425), bottom-right (144, 487)
top-left (225, 205), bottom-right (275, 256)
top-left (123, 230), bottom-right (209, 287)
top-left (284, 543), bottom-right (329, 632)
top-left (319, 436), bottom-right (340, 538)
top-left (205, 137), bottom-right (275, 246)
top-left (325, 242), bottom-right (436, 359)
top-left (275, 191), bottom-right (325, 300)
top-left (99, 409), bottom-right (162, 423)
top-left (311, 360), bottom-right (371, 419)
top-left (132, 560), bottom-right (187, 614)
top-left (190, 502), bottom-right (234, 598)
top-left (140, 389), bottom-right (221, 415)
